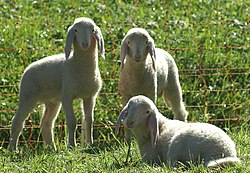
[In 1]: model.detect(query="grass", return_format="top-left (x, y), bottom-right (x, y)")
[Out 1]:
top-left (0, 0), bottom-right (249, 172)
top-left (0, 124), bottom-right (249, 172)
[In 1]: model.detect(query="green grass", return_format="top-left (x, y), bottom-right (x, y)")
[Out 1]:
top-left (0, 0), bottom-right (249, 172)
top-left (0, 124), bottom-right (249, 172)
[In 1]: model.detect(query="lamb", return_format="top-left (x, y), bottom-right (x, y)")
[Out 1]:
top-left (9, 17), bottom-right (105, 151)
top-left (119, 28), bottom-right (187, 122)
top-left (115, 95), bottom-right (241, 168)
top-left (118, 28), bottom-right (188, 146)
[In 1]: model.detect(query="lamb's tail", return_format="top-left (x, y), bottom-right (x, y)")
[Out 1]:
top-left (206, 157), bottom-right (241, 168)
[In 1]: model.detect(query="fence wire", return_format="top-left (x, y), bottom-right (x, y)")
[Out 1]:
top-left (0, 1), bottom-right (249, 147)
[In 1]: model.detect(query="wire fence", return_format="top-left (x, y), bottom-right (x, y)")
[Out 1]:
top-left (0, 1), bottom-right (249, 147)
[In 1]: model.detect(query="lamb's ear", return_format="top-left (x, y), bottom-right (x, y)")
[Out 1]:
top-left (148, 39), bottom-right (156, 71)
top-left (148, 110), bottom-right (159, 147)
top-left (94, 26), bottom-right (105, 59)
top-left (115, 105), bottom-right (128, 135)
top-left (120, 37), bottom-right (128, 69)
top-left (64, 25), bottom-right (75, 59)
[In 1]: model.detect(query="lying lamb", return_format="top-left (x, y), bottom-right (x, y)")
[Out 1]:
top-left (115, 95), bottom-right (241, 168)
top-left (9, 17), bottom-right (105, 151)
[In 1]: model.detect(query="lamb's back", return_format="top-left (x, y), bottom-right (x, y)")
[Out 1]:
top-left (20, 54), bottom-right (64, 101)
top-left (168, 123), bottom-right (237, 161)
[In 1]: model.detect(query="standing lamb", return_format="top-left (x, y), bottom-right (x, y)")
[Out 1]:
top-left (119, 28), bottom-right (188, 144)
top-left (119, 28), bottom-right (188, 121)
top-left (115, 95), bottom-right (241, 168)
top-left (9, 17), bottom-right (105, 151)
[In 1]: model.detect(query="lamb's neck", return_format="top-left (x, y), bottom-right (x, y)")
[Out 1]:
top-left (71, 44), bottom-right (98, 70)
top-left (133, 124), bottom-right (151, 148)
top-left (125, 57), bottom-right (149, 74)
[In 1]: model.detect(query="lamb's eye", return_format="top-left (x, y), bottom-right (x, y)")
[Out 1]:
top-left (127, 41), bottom-right (130, 45)
top-left (75, 29), bottom-right (77, 32)
top-left (146, 110), bottom-right (150, 114)
top-left (145, 40), bottom-right (148, 44)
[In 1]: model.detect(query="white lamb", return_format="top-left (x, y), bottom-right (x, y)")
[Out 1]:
top-left (118, 28), bottom-right (188, 147)
top-left (119, 28), bottom-right (188, 121)
top-left (115, 95), bottom-right (241, 168)
top-left (9, 17), bottom-right (105, 151)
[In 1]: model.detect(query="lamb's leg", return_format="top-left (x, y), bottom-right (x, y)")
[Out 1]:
top-left (62, 97), bottom-right (77, 147)
top-left (82, 96), bottom-right (96, 145)
top-left (41, 101), bottom-right (61, 150)
top-left (163, 74), bottom-right (188, 121)
top-left (9, 95), bottom-right (37, 151)
top-left (163, 88), bottom-right (188, 121)
top-left (205, 157), bottom-right (241, 168)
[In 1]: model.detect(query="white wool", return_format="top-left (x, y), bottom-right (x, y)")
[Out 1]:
top-left (116, 95), bottom-right (241, 168)
top-left (119, 28), bottom-right (188, 122)
top-left (9, 17), bottom-right (105, 151)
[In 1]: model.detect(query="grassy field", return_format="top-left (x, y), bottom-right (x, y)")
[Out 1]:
top-left (0, 0), bottom-right (249, 172)
top-left (0, 126), bottom-right (249, 172)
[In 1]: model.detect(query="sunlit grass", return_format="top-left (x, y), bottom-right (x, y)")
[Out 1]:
top-left (0, 0), bottom-right (249, 172)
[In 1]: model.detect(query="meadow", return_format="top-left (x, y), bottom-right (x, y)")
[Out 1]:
top-left (0, 0), bottom-right (249, 172)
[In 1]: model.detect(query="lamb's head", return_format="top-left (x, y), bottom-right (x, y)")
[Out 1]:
top-left (65, 17), bottom-right (105, 59)
top-left (115, 95), bottom-right (159, 146)
top-left (120, 28), bottom-right (156, 70)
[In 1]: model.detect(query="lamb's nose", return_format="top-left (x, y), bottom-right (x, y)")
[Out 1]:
top-left (135, 54), bottom-right (141, 59)
top-left (134, 54), bottom-right (142, 62)
top-left (127, 120), bottom-right (134, 128)
top-left (82, 42), bottom-right (89, 49)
